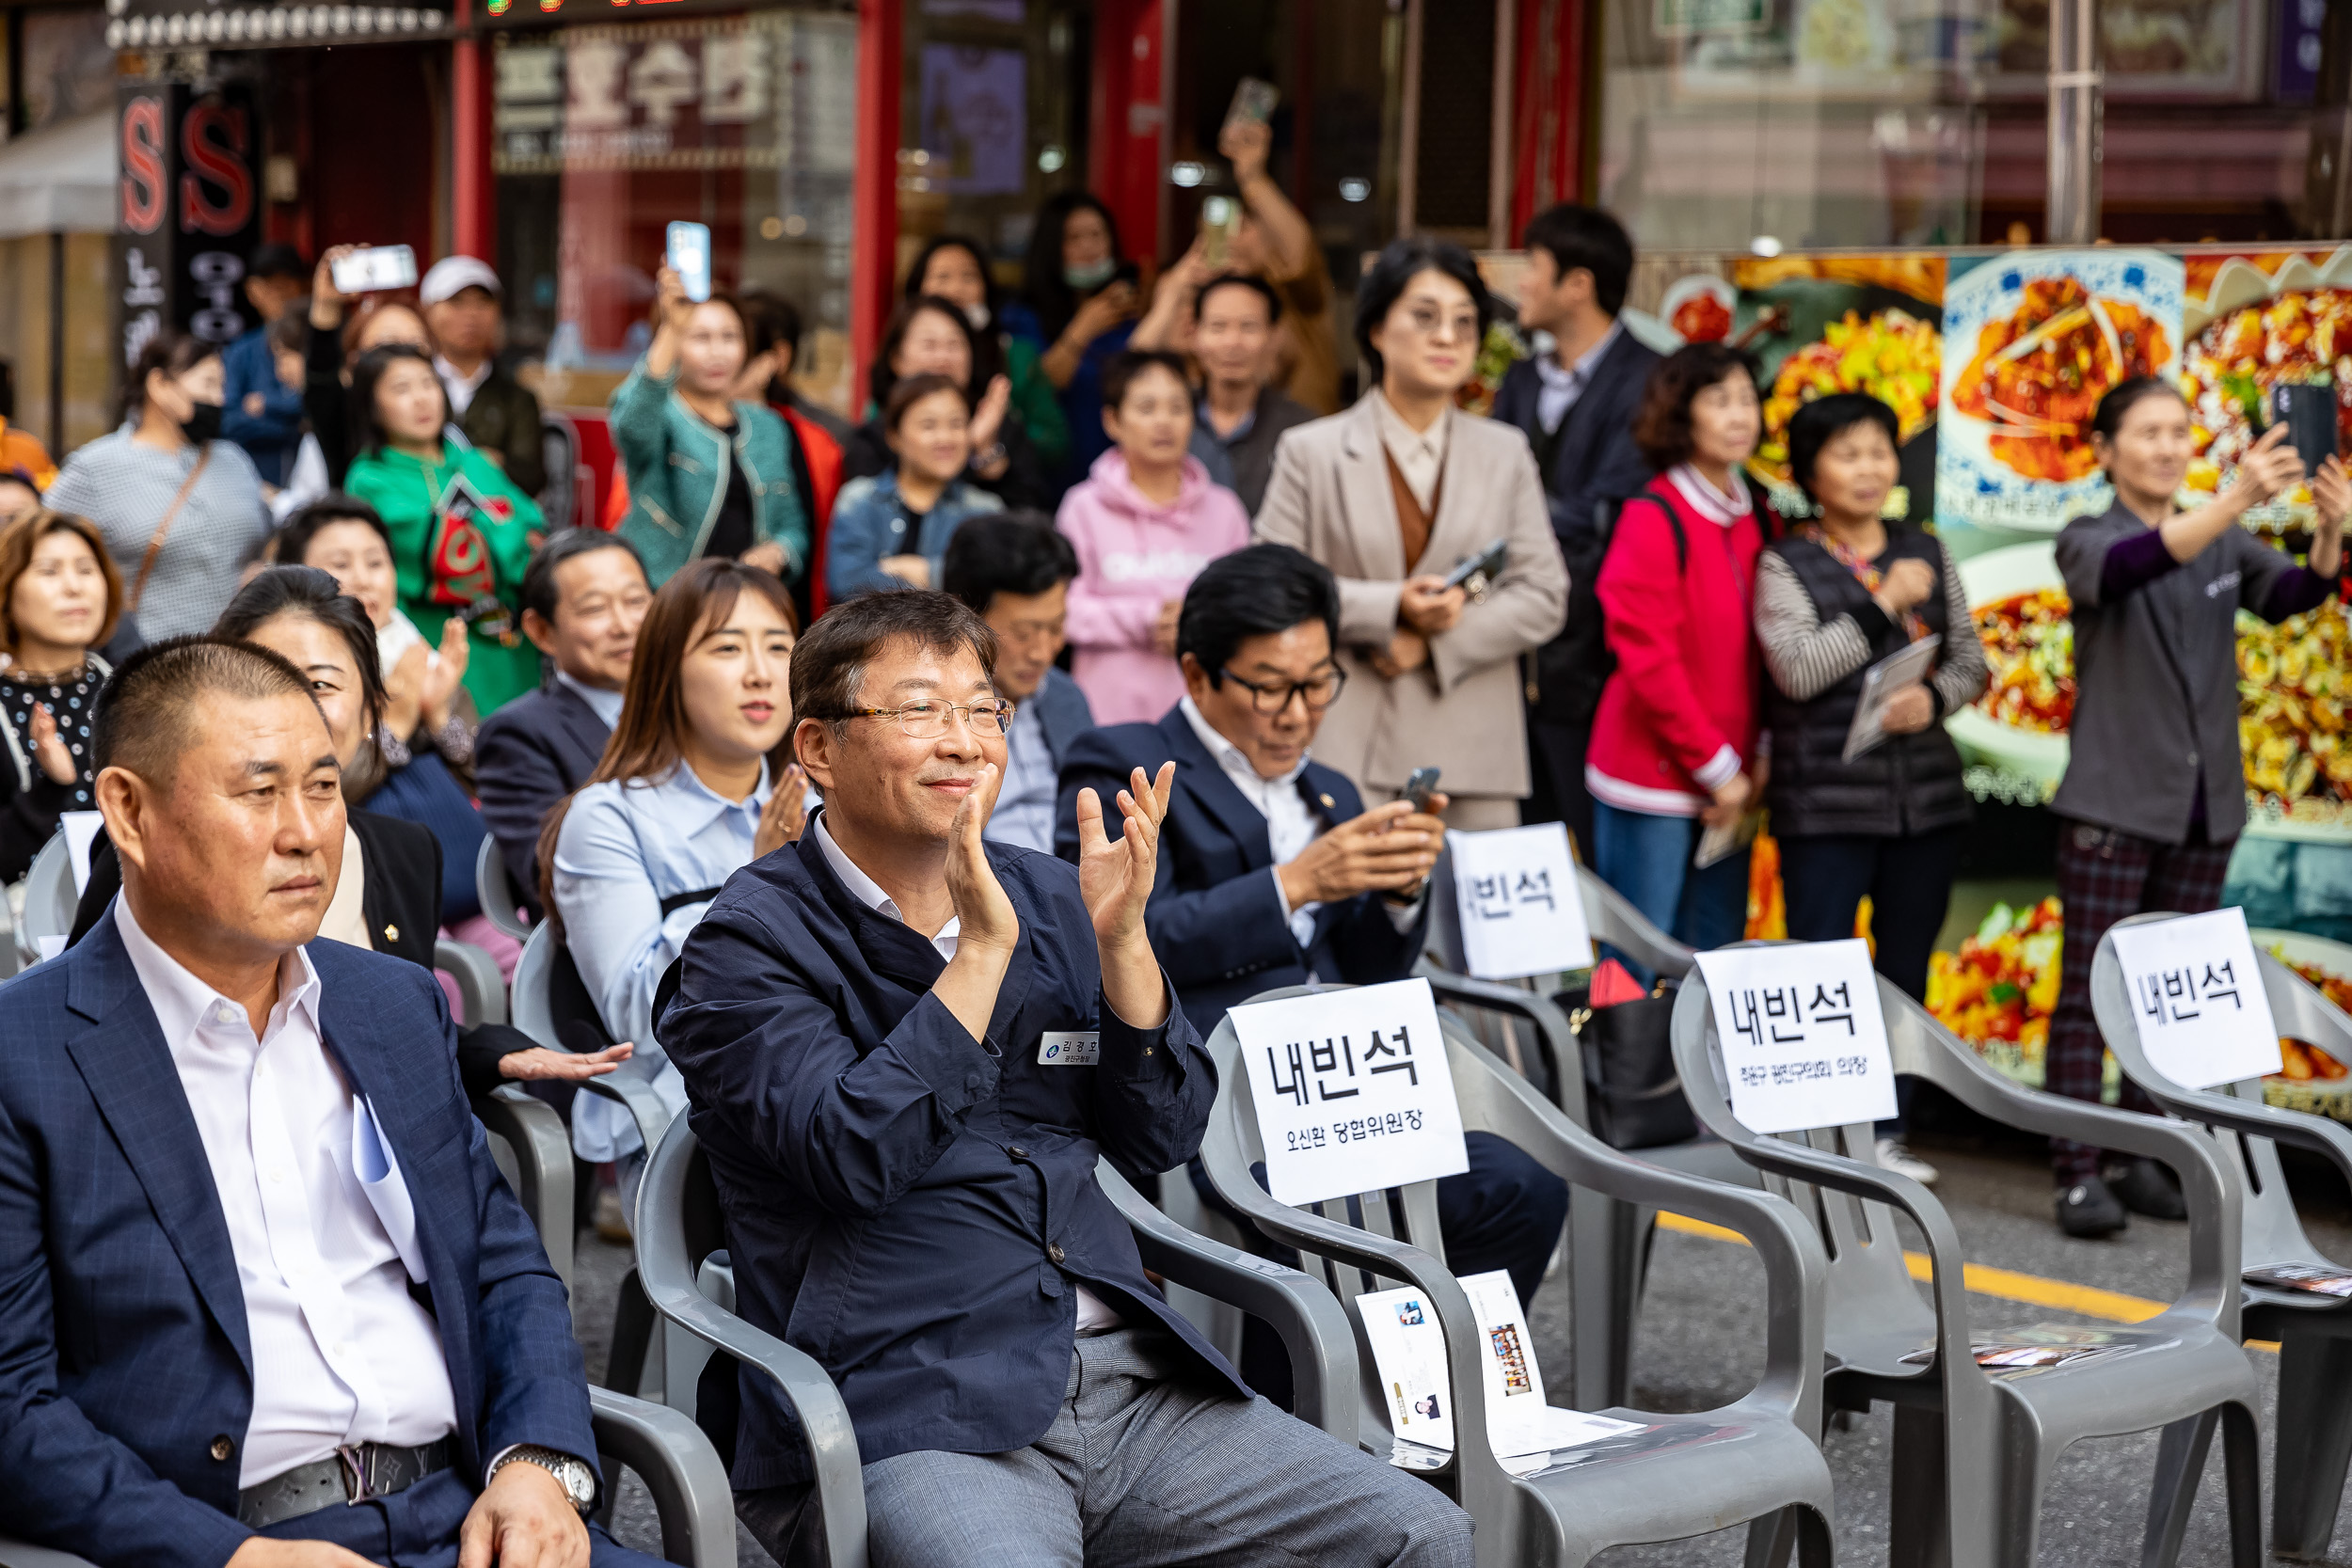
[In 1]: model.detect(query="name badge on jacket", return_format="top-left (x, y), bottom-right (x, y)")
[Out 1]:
top-left (1038, 1032), bottom-right (1101, 1066)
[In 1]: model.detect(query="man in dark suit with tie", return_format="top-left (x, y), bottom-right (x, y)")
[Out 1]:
top-left (1491, 204), bottom-right (1661, 856)
top-left (474, 531), bottom-right (652, 911)
top-left (1056, 545), bottom-right (1568, 1397)
top-left (0, 638), bottom-right (655, 1567)
top-left (942, 512), bottom-right (1096, 856)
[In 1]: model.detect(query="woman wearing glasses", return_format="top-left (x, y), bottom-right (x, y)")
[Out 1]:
top-left (1254, 237), bottom-right (1567, 829)
top-left (540, 556), bottom-right (806, 1202)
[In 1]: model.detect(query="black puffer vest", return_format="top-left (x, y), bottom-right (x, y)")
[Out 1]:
top-left (1763, 530), bottom-right (1974, 839)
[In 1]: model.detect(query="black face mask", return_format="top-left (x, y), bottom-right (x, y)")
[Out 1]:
top-left (179, 399), bottom-right (224, 445)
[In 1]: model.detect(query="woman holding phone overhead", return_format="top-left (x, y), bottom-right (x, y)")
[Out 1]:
top-left (610, 261), bottom-right (810, 591)
top-left (1754, 392), bottom-right (1985, 1186)
top-left (2041, 380), bottom-right (2348, 1238)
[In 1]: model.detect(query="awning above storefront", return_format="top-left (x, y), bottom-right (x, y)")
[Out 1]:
top-left (104, 0), bottom-right (448, 50)
top-left (0, 112), bottom-right (119, 237)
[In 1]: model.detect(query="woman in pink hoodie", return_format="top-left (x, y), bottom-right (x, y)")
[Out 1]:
top-left (1056, 348), bottom-right (1251, 722)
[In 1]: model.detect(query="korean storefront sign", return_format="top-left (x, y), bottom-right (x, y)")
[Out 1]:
top-left (491, 13), bottom-right (854, 175)
top-left (114, 81), bottom-right (262, 372)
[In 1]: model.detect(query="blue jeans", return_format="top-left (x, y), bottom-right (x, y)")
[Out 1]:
top-left (1591, 799), bottom-right (1752, 983)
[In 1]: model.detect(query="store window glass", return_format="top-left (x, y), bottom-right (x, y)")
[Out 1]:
top-left (900, 0), bottom-right (1085, 286)
top-left (493, 8), bottom-right (860, 417)
top-left (1597, 0), bottom-right (1995, 251)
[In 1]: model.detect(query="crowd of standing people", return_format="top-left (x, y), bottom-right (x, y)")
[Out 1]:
top-left (0, 122), bottom-right (2344, 1568)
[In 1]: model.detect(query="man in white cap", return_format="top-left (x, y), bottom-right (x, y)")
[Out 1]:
top-left (421, 255), bottom-right (548, 499)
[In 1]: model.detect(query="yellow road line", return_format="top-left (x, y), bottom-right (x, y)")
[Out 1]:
top-left (1654, 1211), bottom-right (2280, 1353)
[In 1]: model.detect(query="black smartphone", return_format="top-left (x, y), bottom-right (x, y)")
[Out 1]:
top-left (2273, 382), bottom-right (2339, 476)
top-left (1402, 767), bottom-right (1441, 814)
top-left (1443, 537), bottom-right (1508, 594)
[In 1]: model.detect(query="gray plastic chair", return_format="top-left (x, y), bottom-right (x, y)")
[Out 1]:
top-left (1199, 984), bottom-right (1834, 1568)
top-left (1421, 855), bottom-right (1756, 1411)
top-left (632, 1117), bottom-right (1365, 1568)
top-left (2091, 912), bottom-right (2352, 1559)
top-left (13, 832), bottom-right (72, 969)
top-left (475, 1083), bottom-right (577, 1292)
top-left (435, 936), bottom-right (509, 1027)
top-left (477, 833), bottom-right (532, 942)
top-left (0, 1386), bottom-right (735, 1567)
top-left (1670, 947), bottom-right (2264, 1568)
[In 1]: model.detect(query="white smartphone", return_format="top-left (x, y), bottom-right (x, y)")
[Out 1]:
top-left (666, 221), bottom-right (713, 304)
top-left (328, 244), bottom-right (418, 295)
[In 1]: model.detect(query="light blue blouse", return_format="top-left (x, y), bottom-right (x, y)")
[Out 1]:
top-left (552, 759), bottom-right (771, 1161)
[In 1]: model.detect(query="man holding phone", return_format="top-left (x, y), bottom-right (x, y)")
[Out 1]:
top-left (1057, 546), bottom-right (1567, 1400)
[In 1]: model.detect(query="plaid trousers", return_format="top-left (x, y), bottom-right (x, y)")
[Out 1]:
top-left (2046, 817), bottom-right (2234, 1181)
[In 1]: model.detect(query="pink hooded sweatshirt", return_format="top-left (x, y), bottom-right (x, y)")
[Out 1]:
top-left (1056, 449), bottom-right (1252, 724)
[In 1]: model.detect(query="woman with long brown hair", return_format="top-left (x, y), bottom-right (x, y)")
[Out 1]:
top-left (542, 555), bottom-right (806, 1183)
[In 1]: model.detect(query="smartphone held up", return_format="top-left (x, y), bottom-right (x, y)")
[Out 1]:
top-left (666, 221), bottom-right (713, 304)
top-left (329, 245), bottom-right (418, 296)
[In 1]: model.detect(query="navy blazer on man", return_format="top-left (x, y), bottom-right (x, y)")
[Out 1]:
top-left (0, 911), bottom-right (597, 1567)
top-left (1491, 327), bottom-right (1661, 548)
top-left (657, 820), bottom-right (1243, 1492)
top-left (474, 678), bottom-right (613, 906)
top-left (1054, 706), bottom-right (1429, 1038)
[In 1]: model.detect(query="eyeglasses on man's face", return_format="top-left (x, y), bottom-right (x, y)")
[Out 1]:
top-left (1217, 667), bottom-right (1347, 715)
top-left (842, 698), bottom-right (1017, 738)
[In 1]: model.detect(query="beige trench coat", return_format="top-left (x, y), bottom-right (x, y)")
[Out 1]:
top-left (1253, 396), bottom-right (1569, 799)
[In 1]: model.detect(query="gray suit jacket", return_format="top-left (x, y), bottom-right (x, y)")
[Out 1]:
top-left (1252, 395), bottom-right (1568, 799)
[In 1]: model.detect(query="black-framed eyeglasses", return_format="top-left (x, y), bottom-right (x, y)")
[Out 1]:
top-left (1217, 667), bottom-right (1347, 715)
top-left (838, 698), bottom-right (1016, 737)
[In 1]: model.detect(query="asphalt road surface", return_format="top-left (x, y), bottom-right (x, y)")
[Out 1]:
top-left (573, 1111), bottom-right (2352, 1567)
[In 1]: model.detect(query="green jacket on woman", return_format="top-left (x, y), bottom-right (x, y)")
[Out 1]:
top-left (609, 358), bottom-right (809, 587)
top-left (342, 439), bottom-right (544, 714)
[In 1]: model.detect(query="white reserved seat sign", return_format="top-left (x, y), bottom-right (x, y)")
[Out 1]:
top-left (1233, 977), bottom-right (1470, 1205)
top-left (2108, 909), bottom-right (2281, 1089)
top-left (1694, 939), bottom-right (1898, 1134)
top-left (1448, 822), bottom-right (1594, 978)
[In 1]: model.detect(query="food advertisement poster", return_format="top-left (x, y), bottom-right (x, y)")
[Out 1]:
top-left (1645, 253), bottom-right (1944, 529)
top-left (1936, 248), bottom-right (2185, 538)
top-left (2178, 245), bottom-right (2352, 535)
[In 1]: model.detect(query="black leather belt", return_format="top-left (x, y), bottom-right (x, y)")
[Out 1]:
top-left (237, 1438), bottom-right (454, 1529)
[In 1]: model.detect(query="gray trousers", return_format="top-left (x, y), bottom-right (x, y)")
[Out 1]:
top-left (739, 1324), bottom-right (1472, 1568)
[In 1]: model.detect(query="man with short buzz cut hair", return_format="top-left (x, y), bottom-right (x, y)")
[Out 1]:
top-left (1057, 544), bottom-right (1569, 1403)
top-left (1189, 274), bottom-right (1314, 516)
top-left (1494, 203), bottom-right (1663, 853)
top-left (0, 635), bottom-right (657, 1568)
top-left (942, 510), bottom-right (1094, 854)
top-left (474, 530), bottom-right (654, 910)
top-left (659, 589), bottom-right (1470, 1568)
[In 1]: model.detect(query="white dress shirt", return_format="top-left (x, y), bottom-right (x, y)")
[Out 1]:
top-left (985, 697), bottom-right (1058, 855)
top-left (554, 668), bottom-right (625, 730)
top-left (553, 760), bottom-right (771, 1162)
top-left (1370, 388), bottom-right (1450, 515)
top-left (1178, 699), bottom-right (1423, 953)
top-left (115, 897), bottom-right (456, 1487)
top-left (1534, 320), bottom-right (1623, 436)
top-left (435, 356), bottom-right (494, 418)
top-left (811, 813), bottom-right (1121, 1332)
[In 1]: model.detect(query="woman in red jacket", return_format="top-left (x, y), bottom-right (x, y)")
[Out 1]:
top-left (1586, 342), bottom-right (1767, 961)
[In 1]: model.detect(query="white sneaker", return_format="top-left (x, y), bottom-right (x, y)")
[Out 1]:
top-left (1875, 1137), bottom-right (1939, 1186)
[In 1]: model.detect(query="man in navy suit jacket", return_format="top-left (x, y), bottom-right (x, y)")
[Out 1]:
top-left (0, 638), bottom-right (654, 1568)
top-left (475, 531), bottom-right (652, 910)
top-left (660, 590), bottom-right (1468, 1567)
top-left (1491, 204), bottom-right (1661, 852)
top-left (1058, 546), bottom-right (1567, 1401)
top-left (943, 511), bottom-right (1095, 855)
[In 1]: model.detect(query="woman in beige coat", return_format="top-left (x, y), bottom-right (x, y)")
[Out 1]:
top-left (1254, 237), bottom-right (1567, 829)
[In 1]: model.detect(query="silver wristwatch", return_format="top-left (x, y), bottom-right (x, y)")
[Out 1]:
top-left (487, 1445), bottom-right (597, 1515)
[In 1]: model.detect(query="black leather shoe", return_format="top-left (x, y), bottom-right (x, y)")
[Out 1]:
top-left (2107, 1157), bottom-right (2187, 1220)
top-left (2057, 1176), bottom-right (2128, 1239)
